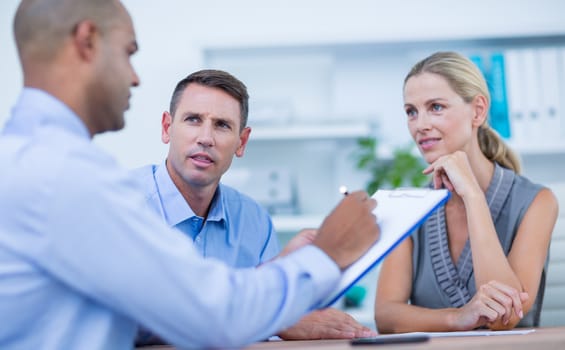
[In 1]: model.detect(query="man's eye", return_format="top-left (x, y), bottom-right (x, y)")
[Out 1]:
top-left (217, 121), bottom-right (231, 129)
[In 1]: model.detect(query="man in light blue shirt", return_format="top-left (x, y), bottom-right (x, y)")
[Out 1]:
top-left (133, 161), bottom-right (280, 267)
top-left (132, 69), bottom-right (377, 343)
top-left (0, 1), bottom-right (380, 349)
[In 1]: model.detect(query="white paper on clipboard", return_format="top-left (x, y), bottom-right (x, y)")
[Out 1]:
top-left (321, 188), bottom-right (450, 307)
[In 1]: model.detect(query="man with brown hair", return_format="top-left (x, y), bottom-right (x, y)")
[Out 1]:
top-left (133, 69), bottom-right (377, 344)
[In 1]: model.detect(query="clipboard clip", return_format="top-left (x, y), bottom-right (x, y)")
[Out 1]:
top-left (388, 188), bottom-right (432, 198)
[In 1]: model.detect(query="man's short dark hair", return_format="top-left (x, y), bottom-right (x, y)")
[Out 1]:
top-left (169, 69), bottom-right (249, 130)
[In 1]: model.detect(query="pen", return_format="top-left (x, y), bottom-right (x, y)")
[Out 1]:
top-left (339, 185), bottom-right (349, 196)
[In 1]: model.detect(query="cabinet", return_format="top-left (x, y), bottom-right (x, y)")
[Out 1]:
top-left (212, 37), bottom-right (565, 223)
top-left (205, 7), bottom-right (565, 329)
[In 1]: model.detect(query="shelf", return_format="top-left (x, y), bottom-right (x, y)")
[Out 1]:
top-left (381, 141), bottom-right (565, 160)
top-left (249, 122), bottom-right (374, 141)
top-left (509, 141), bottom-right (565, 156)
top-left (201, 12), bottom-right (565, 229)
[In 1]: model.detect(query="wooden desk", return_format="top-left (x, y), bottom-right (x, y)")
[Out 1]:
top-left (138, 327), bottom-right (565, 349)
top-left (244, 327), bottom-right (565, 350)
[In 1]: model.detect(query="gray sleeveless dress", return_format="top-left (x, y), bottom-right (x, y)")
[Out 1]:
top-left (410, 163), bottom-right (547, 327)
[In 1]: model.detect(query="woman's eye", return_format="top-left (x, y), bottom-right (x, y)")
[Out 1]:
top-left (431, 104), bottom-right (443, 112)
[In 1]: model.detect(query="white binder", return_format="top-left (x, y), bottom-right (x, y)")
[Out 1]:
top-left (522, 49), bottom-right (543, 142)
top-left (504, 49), bottom-right (527, 145)
top-left (538, 47), bottom-right (561, 143)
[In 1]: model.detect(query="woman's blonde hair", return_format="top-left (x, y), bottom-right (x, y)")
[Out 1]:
top-left (405, 51), bottom-right (521, 173)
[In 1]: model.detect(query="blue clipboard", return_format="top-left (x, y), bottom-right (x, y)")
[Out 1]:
top-left (321, 188), bottom-right (450, 307)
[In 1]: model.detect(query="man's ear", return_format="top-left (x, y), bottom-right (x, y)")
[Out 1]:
top-left (235, 127), bottom-right (251, 157)
top-left (161, 111), bottom-right (173, 144)
top-left (472, 94), bottom-right (488, 127)
top-left (72, 20), bottom-right (98, 61)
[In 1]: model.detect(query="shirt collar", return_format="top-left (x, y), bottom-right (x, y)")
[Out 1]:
top-left (154, 160), bottom-right (226, 226)
top-left (4, 88), bottom-right (90, 140)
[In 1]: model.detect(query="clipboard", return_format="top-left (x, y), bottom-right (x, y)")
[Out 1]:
top-left (320, 188), bottom-right (450, 307)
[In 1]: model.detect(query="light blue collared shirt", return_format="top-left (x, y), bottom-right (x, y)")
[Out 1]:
top-left (131, 163), bottom-right (280, 267)
top-left (0, 88), bottom-right (340, 349)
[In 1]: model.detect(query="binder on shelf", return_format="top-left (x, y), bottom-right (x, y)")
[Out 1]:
top-left (469, 54), bottom-right (485, 75)
top-left (469, 52), bottom-right (512, 140)
top-left (521, 49), bottom-right (543, 142)
top-left (538, 47), bottom-right (562, 143)
top-left (504, 49), bottom-right (527, 145)
top-left (320, 188), bottom-right (450, 307)
top-left (489, 53), bottom-right (511, 139)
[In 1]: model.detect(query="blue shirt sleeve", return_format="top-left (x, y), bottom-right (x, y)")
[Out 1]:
top-left (10, 146), bottom-right (340, 348)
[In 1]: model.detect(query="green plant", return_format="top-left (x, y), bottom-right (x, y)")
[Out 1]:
top-left (353, 136), bottom-right (429, 194)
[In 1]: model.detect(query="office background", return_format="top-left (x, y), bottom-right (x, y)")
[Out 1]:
top-left (1, 0), bottom-right (565, 328)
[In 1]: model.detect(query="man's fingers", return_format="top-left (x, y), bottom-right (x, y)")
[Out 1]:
top-left (349, 190), bottom-right (371, 203)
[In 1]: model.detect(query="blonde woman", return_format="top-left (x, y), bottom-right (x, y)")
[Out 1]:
top-left (374, 51), bottom-right (558, 332)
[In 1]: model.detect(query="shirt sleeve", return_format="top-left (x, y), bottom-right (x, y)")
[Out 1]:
top-left (29, 151), bottom-right (341, 348)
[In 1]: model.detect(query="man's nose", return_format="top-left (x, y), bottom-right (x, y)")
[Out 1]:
top-left (197, 123), bottom-right (214, 147)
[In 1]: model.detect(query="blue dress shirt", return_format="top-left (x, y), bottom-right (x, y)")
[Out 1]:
top-left (131, 163), bottom-right (280, 267)
top-left (0, 88), bottom-right (340, 349)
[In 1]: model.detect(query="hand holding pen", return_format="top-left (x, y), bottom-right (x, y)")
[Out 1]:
top-left (311, 186), bottom-right (380, 270)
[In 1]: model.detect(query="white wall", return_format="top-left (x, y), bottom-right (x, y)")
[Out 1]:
top-left (0, 0), bottom-right (21, 136)
top-left (1, 0), bottom-right (565, 168)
